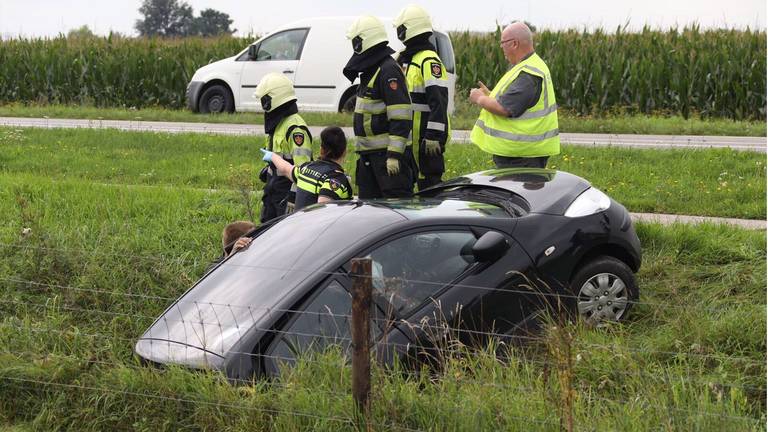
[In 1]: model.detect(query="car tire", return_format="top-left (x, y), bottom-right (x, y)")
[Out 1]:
top-left (340, 93), bottom-right (356, 113)
top-left (199, 84), bottom-right (235, 114)
top-left (570, 256), bottom-right (638, 323)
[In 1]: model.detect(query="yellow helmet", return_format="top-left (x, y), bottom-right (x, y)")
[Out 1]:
top-left (393, 5), bottom-right (433, 42)
top-left (346, 15), bottom-right (388, 54)
top-left (253, 72), bottom-right (296, 112)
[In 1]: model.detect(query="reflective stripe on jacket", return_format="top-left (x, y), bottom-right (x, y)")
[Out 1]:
top-left (403, 49), bottom-right (451, 147)
top-left (353, 56), bottom-right (411, 155)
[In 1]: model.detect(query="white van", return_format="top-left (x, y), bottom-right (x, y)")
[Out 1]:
top-left (186, 16), bottom-right (456, 114)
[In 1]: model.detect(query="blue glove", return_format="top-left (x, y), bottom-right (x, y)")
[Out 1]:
top-left (260, 148), bottom-right (273, 162)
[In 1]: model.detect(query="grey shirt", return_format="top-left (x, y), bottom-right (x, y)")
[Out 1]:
top-left (496, 54), bottom-right (543, 118)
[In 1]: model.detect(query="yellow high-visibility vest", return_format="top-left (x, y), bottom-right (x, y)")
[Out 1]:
top-left (470, 52), bottom-right (560, 157)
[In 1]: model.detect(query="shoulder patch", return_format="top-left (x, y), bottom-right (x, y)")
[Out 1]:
top-left (292, 132), bottom-right (305, 146)
top-left (387, 77), bottom-right (399, 91)
top-left (430, 61), bottom-right (442, 78)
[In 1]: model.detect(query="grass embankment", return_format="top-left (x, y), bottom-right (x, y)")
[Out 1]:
top-left (0, 126), bottom-right (764, 429)
top-left (0, 127), bottom-right (764, 219)
top-left (1, 103), bottom-right (766, 136)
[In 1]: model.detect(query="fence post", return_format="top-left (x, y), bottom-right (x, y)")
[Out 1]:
top-left (350, 257), bottom-right (372, 421)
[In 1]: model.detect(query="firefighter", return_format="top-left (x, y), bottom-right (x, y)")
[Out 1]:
top-left (343, 15), bottom-right (415, 199)
top-left (393, 5), bottom-right (451, 190)
top-left (254, 73), bottom-right (313, 222)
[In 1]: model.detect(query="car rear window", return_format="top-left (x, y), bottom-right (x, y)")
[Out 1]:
top-left (386, 198), bottom-right (509, 219)
top-left (141, 203), bottom-right (404, 358)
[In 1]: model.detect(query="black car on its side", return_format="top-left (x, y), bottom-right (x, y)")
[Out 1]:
top-left (135, 169), bottom-right (641, 380)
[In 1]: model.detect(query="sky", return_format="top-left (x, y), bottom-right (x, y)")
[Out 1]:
top-left (0, 0), bottom-right (765, 39)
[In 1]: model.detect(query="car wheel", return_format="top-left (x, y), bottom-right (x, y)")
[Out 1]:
top-left (571, 256), bottom-right (638, 323)
top-left (341, 93), bottom-right (356, 113)
top-left (199, 84), bottom-right (234, 114)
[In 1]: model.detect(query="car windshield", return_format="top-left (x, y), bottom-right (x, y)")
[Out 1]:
top-left (139, 203), bottom-right (403, 359)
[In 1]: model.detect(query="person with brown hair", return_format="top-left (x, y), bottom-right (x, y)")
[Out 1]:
top-left (205, 220), bottom-right (256, 274)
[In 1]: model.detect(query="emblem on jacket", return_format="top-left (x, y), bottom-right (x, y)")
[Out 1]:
top-left (292, 133), bottom-right (304, 146)
top-left (431, 62), bottom-right (442, 78)
top-left (387, 77), bottom-right (399, 91)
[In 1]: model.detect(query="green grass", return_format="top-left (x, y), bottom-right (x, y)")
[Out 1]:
top-left (0, 173), bottom-right (763, 430)
top-left (0, 123), bottom-right (764, 430)
top-left (1, 127), bottom-right (764, 219)
top-left (1, 102), bottom-right (766, 136)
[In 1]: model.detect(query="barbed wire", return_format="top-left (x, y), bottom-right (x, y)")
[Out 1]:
top-left (1, 370), bottom-right (760, 428)
top-left (3, 295), bottom-right (763, 369)
top-left (1, 292), bottom-right (764, 369)
top-left (3, 253), bottom-right (760, 316)
top-left (6, 274), bottom-right (764, 364)
top-left (0, 375), bottom-right (568, 431)
top-left (1, 320), bottom-right (764, 394)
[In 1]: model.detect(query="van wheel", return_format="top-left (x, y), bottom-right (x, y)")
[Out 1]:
top-left (199, 84), bottom-right (234, 114)
top-left (341, 94), bottom-right (356, 113)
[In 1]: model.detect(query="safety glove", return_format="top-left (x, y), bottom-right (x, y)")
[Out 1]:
top-left (259, 148), bottom-right (274, 162)
top-left (386, 157), bottom-right (400, 176)
top-left (423, 139), bottom-right (442, 156)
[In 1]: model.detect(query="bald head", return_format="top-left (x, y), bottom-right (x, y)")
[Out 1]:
top-left (500, 21), bottom-right (534, 64)
top-left (503, 22), bottom-right (533, 47)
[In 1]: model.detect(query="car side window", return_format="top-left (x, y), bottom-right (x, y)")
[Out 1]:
top-left (270, 279), bottom-right (351, 365)
top-left (254, 28), bottom-right (308, 61)
top-left (369, 231), bottom-right (476, 317)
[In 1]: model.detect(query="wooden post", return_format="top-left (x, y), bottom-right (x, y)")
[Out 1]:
top-left (350, 257), bottom-right (372, 419)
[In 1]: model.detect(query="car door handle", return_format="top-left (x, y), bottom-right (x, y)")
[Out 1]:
top-left (282, 70), bottom-right (294, 74)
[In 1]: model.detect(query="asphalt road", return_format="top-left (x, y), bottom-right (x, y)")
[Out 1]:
top-left (1, 116), bottom-right (765, 152)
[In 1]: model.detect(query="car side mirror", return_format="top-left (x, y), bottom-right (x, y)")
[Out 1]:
top-left (248, 44), bottom-right (258, 60)
top-left (472, 231), bottom-right (509, 262)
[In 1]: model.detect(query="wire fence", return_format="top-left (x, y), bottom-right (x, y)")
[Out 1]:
top-left (0, 243), bottom-right (764, 430)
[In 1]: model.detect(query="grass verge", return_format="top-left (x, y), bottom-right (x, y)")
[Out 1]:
top-left (1, 127), bottom-right (764, 219)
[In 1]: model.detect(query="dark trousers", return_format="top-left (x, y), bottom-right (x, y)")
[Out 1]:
top-left (356, 148), bottom-right (416, 199)
top-left (260, 173), bottom-right (292, 223)
top-left (417, 174), bottom-right (443, 191)
top-left (492, 155), bottom-right (549, 169)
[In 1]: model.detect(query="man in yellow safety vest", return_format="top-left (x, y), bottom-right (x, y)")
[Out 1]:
top-left (469, 21), bottom-right (560, 168)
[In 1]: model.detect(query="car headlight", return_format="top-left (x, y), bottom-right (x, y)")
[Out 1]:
top-left (564, 187), bottom-right (611, 218)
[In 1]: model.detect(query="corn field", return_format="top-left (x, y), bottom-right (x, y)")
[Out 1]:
top-left (0, 34), bottom-right (245, 109)
top-left (0, 26), bottom-right (765, 119)
top-left (453, 25), bottom-right (766, 119)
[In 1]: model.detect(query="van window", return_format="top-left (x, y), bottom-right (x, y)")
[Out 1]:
top-left (247, 28), bottom-right (309, 61)
top-left (430, 32), bottom-right (455, 74)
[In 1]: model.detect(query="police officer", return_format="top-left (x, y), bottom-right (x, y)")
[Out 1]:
top-left (343, 15), bottom-right (415, 199)
top-left (259, 126), bottom-right (353, 211)
top-left (393, 5), bottom-right (451, 190)
top-left (254, 73), bottom-right (313, 222)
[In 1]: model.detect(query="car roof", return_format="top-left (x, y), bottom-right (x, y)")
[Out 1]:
top-left (421, 169), bottom-right (592, 215)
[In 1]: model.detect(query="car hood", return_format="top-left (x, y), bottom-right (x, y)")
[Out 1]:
top-left (421, 169), bottom-right (592, 215)
top-left (191, 56), bottom-right (235, 81)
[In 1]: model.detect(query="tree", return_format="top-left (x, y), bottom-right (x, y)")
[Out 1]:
top-left (192, 9), bottom-right (235, 37)
top-left (67, 25), bottom-right (95, 39)
top-left (135, 0), bottom-right (194, 37)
